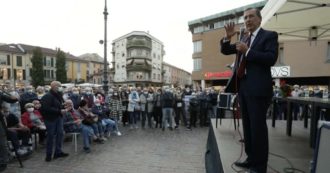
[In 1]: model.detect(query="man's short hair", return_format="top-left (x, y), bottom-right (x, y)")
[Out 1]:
top-left (244, 8), bottom-right (262, 20)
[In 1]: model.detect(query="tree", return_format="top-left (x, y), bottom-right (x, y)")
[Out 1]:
top-left (55, 49), bottom-right (67, 83)
top-left (31, 47), bottom-right (44, 87)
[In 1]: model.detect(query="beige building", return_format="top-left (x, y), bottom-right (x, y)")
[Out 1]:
top-left (0, 43), bottom-right (92, 87)
top-left (79, 53), bottom-right (107, 84)
top-left (188, 2), bottom-right (330, 89)
top-left (163, 62), bottom-right (191, 87)
top-left (0, 44), bottom-right (58, 87)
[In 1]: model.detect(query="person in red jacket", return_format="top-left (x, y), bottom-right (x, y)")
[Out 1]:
top-left (21, 103), bottom-right (46, 145)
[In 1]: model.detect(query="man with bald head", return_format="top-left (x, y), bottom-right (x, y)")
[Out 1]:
top-left (40, 81), bottom-right (69, 162)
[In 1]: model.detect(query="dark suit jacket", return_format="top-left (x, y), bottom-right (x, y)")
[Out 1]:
top-left (220, 28), bottom-right (278, 97)
top-left (40, 90), bottom-right (64, 121)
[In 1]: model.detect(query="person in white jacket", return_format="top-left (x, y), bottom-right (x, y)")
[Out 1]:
top-left (127, 87), bottom-right (140, 129)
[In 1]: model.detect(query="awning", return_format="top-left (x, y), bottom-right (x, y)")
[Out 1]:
top-left (261, 0), bottom-right (330, 41)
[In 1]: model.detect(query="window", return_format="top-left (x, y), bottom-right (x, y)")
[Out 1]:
top-left (193, 26), bottom-right (204, 33)
top-left (76, 62), bottom-right (81, 73)
top-left (153, 73), bottom-right (156, 79)
top-left (209, 23), bottom-right (214, 29)
top-left (14, 69), bottom-right (23, 80)
top-left (16, 56), bottom-right (22, 67)
top-left (7, 69), bottom-right (11, 79)
top-left (0, 55), bottom-right (7, 65)
top-left (193, 41), bottom-right (202, 53)
top-left (157, 74), bottom-right (160, 80)
top-left (44, 70), bottom-right (51, 78)
top-left (214, 21), bottom-right (224, 29)
top-left (193, 58), bottom-right (202, 71)
top-left (7, 55), bottom-right (10, 65)
top-left (137, 49), bottom-right (142, 56)
top-left (51, 58), bottom-right (54, 67)
top-left (44, 57), bottom-right (51, 67)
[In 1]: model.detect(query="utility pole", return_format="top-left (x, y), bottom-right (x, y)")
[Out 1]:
top-left (102, 0), bottom-right (109, 95)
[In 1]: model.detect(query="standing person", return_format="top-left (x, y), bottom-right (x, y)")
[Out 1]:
top-left (2, 86), bottom-right (21, 119)
top-left (120, 86), bottom-right (129, 126)
top-left (19, 86), bottom-right (38, 114)
top-left (174, 87), bottom-right (187, 129)
top-left (161, 86), bottom-right (174, 131)
top-left (154, 88), bottom-right (163, 128)
top-left (40, 81), bottom-right (69, 162)
top-left (139, 88), bottom-right (148, 129)
top-left (36, 86), bottom-right (46, 100)
top-left (187, 92), bottom-right (199, 130)
top-left (220, 8), bottom-right (278, 173)
top-left (127, 87), bottom-right (140, 129)
top-left (146, 87), bottom-right (155, 128)
top-left (109, 90), bottom-right (122, 136)
top-left (291, 85), bottom-right (302, 120)
top-left (209, 87), bottom-right (219, 119)
top-left (198, 90), bottom-right (208, 127)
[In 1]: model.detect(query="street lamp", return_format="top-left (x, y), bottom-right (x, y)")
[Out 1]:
top-left (102, 0), bottom-right (109, 95)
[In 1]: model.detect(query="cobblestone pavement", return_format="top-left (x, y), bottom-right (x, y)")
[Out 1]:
top-left (5, 125), bottom-right (208, 173)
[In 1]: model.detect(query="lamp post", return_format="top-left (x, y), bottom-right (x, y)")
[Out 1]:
top-left (102, 0), bottom-right (109, 95)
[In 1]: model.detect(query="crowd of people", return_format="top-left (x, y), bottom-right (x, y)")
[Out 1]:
top-left (273, 84), bottom-right (330, 121)
top-left (0, 81), bottom-right (220, 162)
top-left (3, 78), bottom-right (327, 164)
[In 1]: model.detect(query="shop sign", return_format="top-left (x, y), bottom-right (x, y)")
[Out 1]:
top-left (271, 66), bottom-right (290, 77)
top-left (204, 70), bottom-right (232, 79)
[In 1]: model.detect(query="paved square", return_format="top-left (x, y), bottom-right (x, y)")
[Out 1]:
top-left (5, 126), bottom-right (208, 173)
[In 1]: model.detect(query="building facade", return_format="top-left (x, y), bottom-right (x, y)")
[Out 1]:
top-left (0, 43), bottom-right (90, 87)
top-left (111, 31), bottom-right (192, 88)
top-left (188, 1), bottom-right (330, 89)
top-left (111, 31), bottom-right (165, 87)
top-left (79, 53), bottom-right (106, 84)
top-left (163, 62), bottom-right (192, 87)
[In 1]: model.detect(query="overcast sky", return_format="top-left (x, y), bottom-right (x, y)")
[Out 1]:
top-left (0, 0), bottom-right (261, 72)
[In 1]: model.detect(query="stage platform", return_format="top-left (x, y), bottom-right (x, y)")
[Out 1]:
top-left (206, 118), bottom-right (314, 173)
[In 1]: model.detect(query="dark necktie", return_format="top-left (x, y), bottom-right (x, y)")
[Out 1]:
top-left (237, 34), bottom-right (252, 78)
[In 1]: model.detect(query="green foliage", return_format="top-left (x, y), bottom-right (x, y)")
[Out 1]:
top-left (31, 47), bottom-right (44, 87)
top-left (55, 49), bottom-right (67, 83)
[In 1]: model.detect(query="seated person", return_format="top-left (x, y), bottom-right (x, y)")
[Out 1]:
top-left (63, 100), bottom-right (81, 133)
top-left (92, 99), bottom-right (117, 137)
top-left (78, 100), bottom-right (105, 144)
top-left (21, 103), bottom-right (46, 145)
top-left (4, 107), bottom-right (31, 155)
top-left (63, 100), bottom-right (96, 153)
top-left (32, 99), bottom-right (42, 112)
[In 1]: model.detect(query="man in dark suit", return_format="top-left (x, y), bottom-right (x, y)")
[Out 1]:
top-left (41, 81), bottom-right (69, 162)
top-left (220, 8), bottom-right (278, 173)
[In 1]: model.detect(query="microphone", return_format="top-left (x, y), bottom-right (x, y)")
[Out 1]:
top-left (239, 27), bottom-right (245, 41)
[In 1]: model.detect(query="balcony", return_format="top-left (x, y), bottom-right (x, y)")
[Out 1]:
top-left (126, 58), bottom-right (152, 72)
top-left (126, 37), bottom-right (151, 50)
